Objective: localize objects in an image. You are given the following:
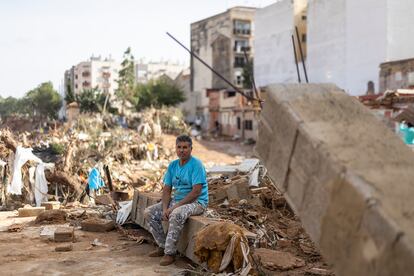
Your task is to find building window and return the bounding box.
[237,117,241,130]
[234,40,250,52]
[244,120,253,130]
[302,15,307,20]
[82,71,91,77]
[233,20,251,35]
[226,91,236,98]
[82,81,90,88]
[302,34,307,43]
[234,56,245,68]
[75,74,78,80]
[75,84,78,89]
[408,72,414,85]
[236,75,243,86]
[395,71,402,81]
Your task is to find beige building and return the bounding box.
[175,68,197,123]
[64,55,121,96]
[190,6,256,130]
[380,58,414,92]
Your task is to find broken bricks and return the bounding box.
[55,243,73,252]
[254,248,305,271]
[81,218,115,232]
[18,206,46,217]
[54,226,75,242]
[41,201,61,210]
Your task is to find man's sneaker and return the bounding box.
[148,247,164,257]
[159,254,175,266]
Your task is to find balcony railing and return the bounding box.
[233,29,251,35]
[234,46,251,53]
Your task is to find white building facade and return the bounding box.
[254,0,414,96]
[64,56,121,96]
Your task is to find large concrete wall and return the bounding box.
[256,84,414,276]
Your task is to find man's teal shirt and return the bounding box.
[163,156,208,207]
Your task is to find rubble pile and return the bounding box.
[0,108,183,207]
[205,164,334,275]
[0,107,334,274]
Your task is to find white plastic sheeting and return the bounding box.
[34,163,54,207]
[116,201,132,225]
[8,146,42,195]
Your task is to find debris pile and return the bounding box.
[0,108,185,208]
[204,161,334,275]
[0,107,333,274]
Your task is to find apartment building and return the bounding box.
[255,0,414,96]
[190,6,256,133]
[64,55,121,96]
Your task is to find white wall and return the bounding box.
[345,0,387,95]
[387,0,414,61]
[307,0,347,91]
[254,0,299,87]
[307,0,414,95]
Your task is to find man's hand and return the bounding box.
[162,206,175,221]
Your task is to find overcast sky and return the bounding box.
[0,0,277,98]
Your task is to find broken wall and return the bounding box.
[256,84,414,276]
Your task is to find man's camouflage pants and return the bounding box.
[144,200,205,255]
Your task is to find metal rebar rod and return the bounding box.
[295,26,309,83]
[291,35,301,83]
[243,49,261,101]
[166,32,260,103]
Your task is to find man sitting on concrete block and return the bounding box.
[144,134,208,266]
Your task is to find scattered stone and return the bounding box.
[277,239,292,248]
[91,238,108,247]
[40,226,56,240]
[95,194,116,206]
[255,248,305,271]
[55,243,73,252]
[81,218,115,232]
[54,226,74,242]
[307,267,332,275]
[8,224,24,232]
[35,210,67,225]
[18,206,46,217]
[41,201,61,210]
[226,177,251,201]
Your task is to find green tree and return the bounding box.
[135,78,185,111]
[24,82,62,119]
[0,96,20,118]
[65,84,76,104]
[242,58,254,89]
[116,47,136,115]
[76,87,106,113]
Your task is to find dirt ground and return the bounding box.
[0,211,192,276]
[162,134,255,165]
[0,137,255,276]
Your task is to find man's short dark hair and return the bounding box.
[176,134,192,147]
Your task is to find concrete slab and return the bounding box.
[131,190,255,264]
[54,226,74,242]
[256,84,414,276]
[18,207,46,217]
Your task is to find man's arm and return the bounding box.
[172,184,202,208]
[162,185,172,220]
